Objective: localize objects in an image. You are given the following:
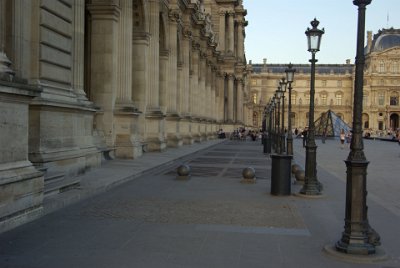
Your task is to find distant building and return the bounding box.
[247,28,400,135]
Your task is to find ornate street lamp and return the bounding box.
[279,78,287,153]
[300,18,324,196]
[335,0,381,255]
[285,63,296,155]
[270,85,292,196]
[275,89,282,154]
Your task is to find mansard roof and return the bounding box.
[250,64,353,75]
[370,28,400,53]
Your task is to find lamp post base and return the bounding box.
[270,154,292,195]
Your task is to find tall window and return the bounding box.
[379,61,385,73]
[363,94,368,106]
[378,92,385,106]
[322,80,327,87]
[393,62,398,73]
[336,93,342,105]
[390,93,399,106]
[337,80,342,87]
[291,93,297,105]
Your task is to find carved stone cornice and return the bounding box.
[192,42,201,51]
[169,9,182,23]
[183,28,192,39]
[227,73,235,80]
[86,2,121,21]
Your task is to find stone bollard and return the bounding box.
[241,167,256,184]
[176,164,191,180]
[294,169,305,184]
[291,164,301,175]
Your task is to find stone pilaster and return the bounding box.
[191,41,201,142]
[114,0,143,159]
[146,0,161,112]
[180,28,193,144]
[216,72,225,123]
[236,20,245,62]
[144,0,165,151]
[227,73,235,122]
[218,10,225,53]
[236,78,244,124]
[72,0,88,102]
[227,11,235,55]
[165,9,182,148]
[87,1,120,149]
[0,0,15,80]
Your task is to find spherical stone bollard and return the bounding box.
[294,169,305,184]
[241,167,256,184]
[176,164,191,180]
[291,164,301,175]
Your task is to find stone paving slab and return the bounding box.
[0,138,400,268]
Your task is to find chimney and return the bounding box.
[366,31,373,53]
[346,59,351,65]
[262,58,267,73]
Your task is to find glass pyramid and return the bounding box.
[314,109,351,138]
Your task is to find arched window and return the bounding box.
[390,92,399,106]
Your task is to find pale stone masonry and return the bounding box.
[0,0,248,232]
[248,28,400,134]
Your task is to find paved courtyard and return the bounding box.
[0,137,399,268]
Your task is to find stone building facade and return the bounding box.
[0,0,248,232]
[364,28,400,132]
[247,60,354,130]
[247,28,400,135]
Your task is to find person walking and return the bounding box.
[340,129,345,149]
[302,127,308,148]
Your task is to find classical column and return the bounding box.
[236,20,245,62]
[167,9,179,115]
[181,29,191,117]
[236,78,244,123]
[218,10,225,53]
[87,1,120,147]
[147,0,161,112]
[116,0,133,108]
[227,11,235,55]
[216,72,224,123]
[191,42,200,118]
[72,0,88,101]
[227,73,235,122]
[199,52,207,117]
[0,0,14,79]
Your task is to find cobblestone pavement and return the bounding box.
[0,139,399,268]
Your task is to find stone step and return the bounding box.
[44,172,80,197]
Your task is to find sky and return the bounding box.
[243,0,400,64]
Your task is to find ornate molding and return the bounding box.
[168,9,182,23]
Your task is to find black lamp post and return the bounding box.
[270,85,293,196]
[300,18,324,196]
[279,78,287,153]
[285,63,296,155]
[335,0,381,255]
[275,89,282,154]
